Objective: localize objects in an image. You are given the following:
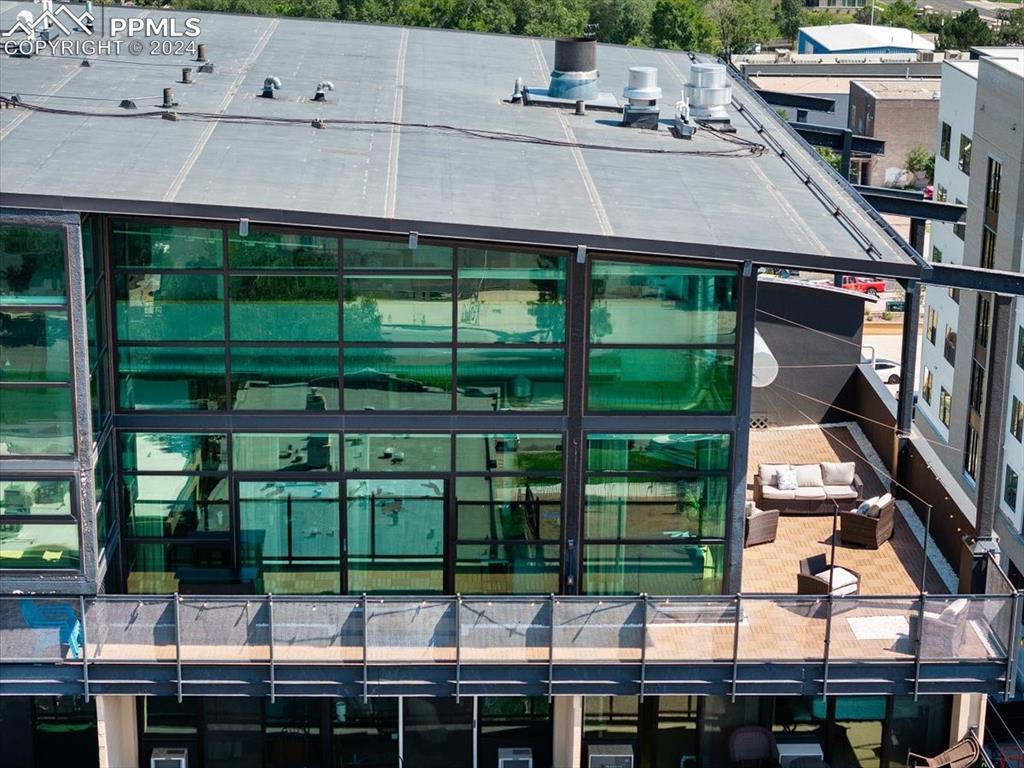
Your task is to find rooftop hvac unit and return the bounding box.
[151,748,188,768]
[588,745,634,768]
[498,747,534,768]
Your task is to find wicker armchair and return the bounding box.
[909,599,970,658]
[728,725,780,767]
[797,554,860,596]
[840,497,896,549]
[745,505,780,548]
[907,732,980,767]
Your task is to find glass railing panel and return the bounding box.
[177,598,269,662]
[551,598,642,663]
[827,597,921,661]
[271,599,362,663]
[736,596,827,662]
[85,597,174,662]
[459,598,551,664]
[917,595,1008,661]
[365,599,455,663]
[646,597,739,662]
[0,597,83,662]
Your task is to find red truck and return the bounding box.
[841,275,886,296]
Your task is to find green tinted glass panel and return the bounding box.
[0,310,70,381]
[233,433,339,472]
[583,542,723,595]
[229,275,338,341]
[119,346,225,410]
[0,224,66,304]
[455,544,560,594]
[231,346,339,411]
[112,221,223,268]
[229,229,337,269]
[123,475,229,538]
[120,432,227,473]
[0,522,79,569]
[344,434,450,473]
[588,348,734,412]
[116,273,224,342]
[457,249,566,343]
[344,347,452,411]
[585,476,727,539]
[344,238,452,270]
[455,434,563,473]
[456,476,561,540]
[126,541,233,593]
[0,480,72,516]
[0,385,74,454]
[346,478,444,594]
[456,348,564,411]
[590,261,737,344]
[344,276,452,342]
[587,433,731,472]
[239,481,341,594]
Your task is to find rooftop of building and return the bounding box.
[748,74,860,94]
[947,48,1024,80]
[798,24,936,53]
[0,2,921,274]
[851,78,942,100]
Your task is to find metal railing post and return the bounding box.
[1005,590,1022,698]
[78,596,90,702]
[913,593,927,701]
[730,594,742,702]
[822,595,834,698]
[268,594,276,703]
[173,593,183,703]
[639,594,648,703]
[455,594,462,703]
[362,593,369,703]
[548,593,555,702]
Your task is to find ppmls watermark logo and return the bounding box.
[3,4,201,57]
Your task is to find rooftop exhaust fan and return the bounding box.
[621,66,661,130]
[313,81,334,102]
[683,63,733,128]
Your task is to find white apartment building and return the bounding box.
[916,48,1024,580]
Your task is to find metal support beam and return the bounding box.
[755,89,836,114]
[854,186,967,224]
[926,264,1024,297]
[895,280,921,490]
[725,265,758,593]
[790,123,885,156]
[840,128,854,180]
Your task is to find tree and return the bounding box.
[650,0,716,51]
[878,0,918,28]
[941,9,995,49]
[707,0,777,57]
[998,7,1024,45]
[589,0,655,45]
[775,0,803,42]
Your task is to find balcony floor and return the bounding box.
[743,424,949,595]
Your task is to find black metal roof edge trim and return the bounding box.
[725,59,933,280]
[0,194,925,279]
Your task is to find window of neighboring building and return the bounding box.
[977,294,992,349]
[1018,326,1024,370]
[985,157,1002,217]
[939,388,952,426]
[949,287,960,304]
[926,307,938,344]
[958,134,972,174]
[1012,396,1023,442]
[936,185,948,203]
[1006,466,1020,512]
[940,122,951,160]
[944,325,957,365]
[931,246,942,263]
[954,199,966,240]
[964,424,980,480]
[969,360,985,414]
[981,227,997,270]
[922,368,933,404]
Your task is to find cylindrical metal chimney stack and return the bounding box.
[548,38,599,101]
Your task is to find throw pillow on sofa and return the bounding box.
[793,464,824,487]
[857,496,879,515]
[776,469,799,491]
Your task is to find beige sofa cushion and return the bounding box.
[759,463,789,485]
[793,464,824,487]
[815,566,859,595]
[762,486,795,501]
[821,461,856,485]
[794,487,827,500]
[824,485,859,500]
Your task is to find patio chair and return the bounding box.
[909,598,970,658]
[744,504,779,548]
[728,724,780,767]
[907,732,980,767]
[796,553,860,597]
[840,494,895,549]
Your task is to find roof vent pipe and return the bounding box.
[261,76,282,98]
[548,38,598,101]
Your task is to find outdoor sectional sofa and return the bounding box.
[753,461,864,515]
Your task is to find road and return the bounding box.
[911,0,1021,21]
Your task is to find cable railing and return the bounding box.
[0,590,1019,701]
[984,700,1024,768]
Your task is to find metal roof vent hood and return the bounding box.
[547,38,598,101]
[684,63,732,125]
[621,66,661,130]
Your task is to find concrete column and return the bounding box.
[949,693,986,745]
[552,695,583,768]
[96,695,139,768]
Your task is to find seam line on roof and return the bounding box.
[162,17,279,202]
[531,40,613,237]
[0,9,154,140]
[383,27,408,219]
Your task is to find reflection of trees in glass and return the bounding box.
[589,305,613,341]
[0,225,65,296]
[344,295,385,341]
[526,254,566,342]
